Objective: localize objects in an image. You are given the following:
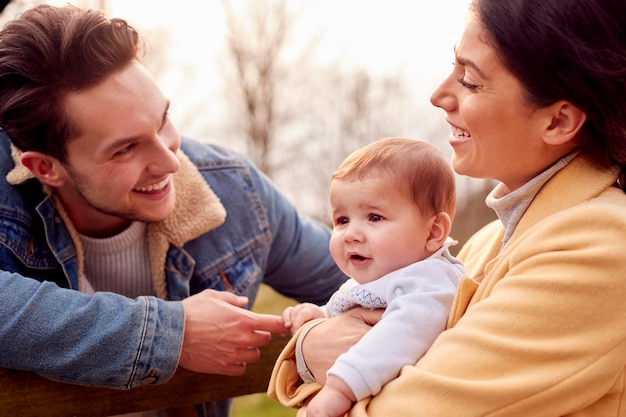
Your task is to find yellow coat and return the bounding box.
[350,155,626,416]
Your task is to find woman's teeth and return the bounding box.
[452,126,471,139]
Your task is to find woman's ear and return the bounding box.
[543,100,587,146]
[20,151,67,187]
[425,212,452,253]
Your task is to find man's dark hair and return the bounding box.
[0,4,141,162]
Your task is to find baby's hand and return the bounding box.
[306,375,355,417]
[282,303,325,334]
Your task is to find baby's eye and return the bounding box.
[334,216,349,225]
[368,214,383,222]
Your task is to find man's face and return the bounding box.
[55,61,181,237]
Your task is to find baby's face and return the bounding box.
[328,176,433,284]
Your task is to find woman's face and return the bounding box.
[430,12,574,191]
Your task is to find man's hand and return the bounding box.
[179,289,287,375]
[302,307,383,384]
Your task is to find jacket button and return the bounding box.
[141,370,159,385]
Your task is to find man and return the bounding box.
[0,4,345,416]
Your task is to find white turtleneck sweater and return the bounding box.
[486,152,577,250]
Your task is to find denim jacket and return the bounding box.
[0,132,344,392]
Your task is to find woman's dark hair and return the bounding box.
[0,5,141,162]
[473,0,626,173]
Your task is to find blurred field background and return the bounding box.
[231,285,298,417]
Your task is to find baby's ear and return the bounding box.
[425,212,452,253]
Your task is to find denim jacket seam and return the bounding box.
[127,296,151,389]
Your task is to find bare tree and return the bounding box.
[219,0,424,221]
[221,0,290,176]
[276,66,417,223]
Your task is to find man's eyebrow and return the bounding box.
[102,100,171,154]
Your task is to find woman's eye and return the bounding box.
[452,59,482,91]
[457,76,481,91]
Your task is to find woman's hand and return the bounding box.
[302,307,383,384]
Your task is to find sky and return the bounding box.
[1,0,471,140]
[108,1,471,69]
[107,0,472,138]
[110,1,471,92]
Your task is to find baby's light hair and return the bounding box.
[332,137,456,219]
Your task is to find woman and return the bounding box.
[285,0,626,415]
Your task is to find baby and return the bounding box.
[277,137,466,417]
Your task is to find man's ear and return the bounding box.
[20,151,67,187]
[425,212,452,253]
[543,100,587,146]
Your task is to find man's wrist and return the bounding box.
[129,297,184,388]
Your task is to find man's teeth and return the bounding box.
[135,177,169,192]
[452,127,471,138]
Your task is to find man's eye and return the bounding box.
[113,143,136,157]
